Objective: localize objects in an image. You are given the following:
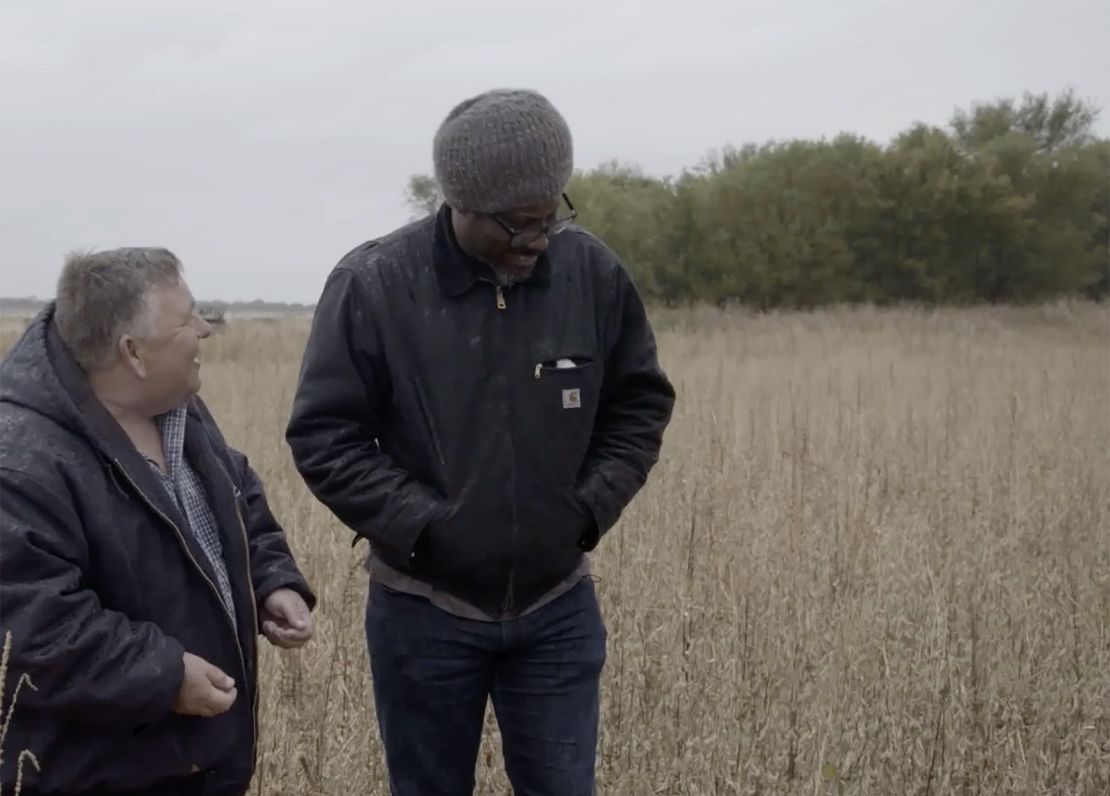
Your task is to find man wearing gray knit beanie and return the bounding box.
[287,88,675,795]
[433,88,577,286]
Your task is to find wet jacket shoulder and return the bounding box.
[0,307,314,794]
[286,208,675,616]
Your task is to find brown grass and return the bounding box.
[2,302,1108,794]
[0,632,40,796]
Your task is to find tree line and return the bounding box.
[406,90,1108,308]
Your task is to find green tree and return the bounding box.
[952,88,1099,154]
[404,174,443,219]
[400,89,1107,308]
[567,161,680,301]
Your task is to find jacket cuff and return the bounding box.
[361,485,450,564]
[143,636,187,724]
[575,471,622,549]
[255,573,318,615]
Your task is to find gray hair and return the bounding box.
[54,247,184,371]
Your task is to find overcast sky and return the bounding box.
[1,0,1107,303]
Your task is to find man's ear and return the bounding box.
[118,334,147,379]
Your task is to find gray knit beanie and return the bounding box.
[433,88,573,214]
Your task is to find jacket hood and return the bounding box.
[0,303,136,462]
[1,304,86,431]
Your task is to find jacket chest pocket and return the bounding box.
[531,354,600,412]
[525,352,603,480]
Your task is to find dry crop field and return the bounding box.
[1,302,1108,794]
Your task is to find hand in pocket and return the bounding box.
[411,501,457,573]
[572,494,600,551]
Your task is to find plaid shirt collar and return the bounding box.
[154,403,188,482]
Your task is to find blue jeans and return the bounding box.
[364,577,607,795]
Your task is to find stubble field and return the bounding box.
[2,302,1108,794]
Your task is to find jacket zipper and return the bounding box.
[496,285,517,613]
[112,462,256,760]
[227,478,261,771]
[484,277,517,611]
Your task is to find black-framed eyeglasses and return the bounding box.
[490,194,577,249]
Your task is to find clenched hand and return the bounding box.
[174,652,237,717]
[261,588,314,649]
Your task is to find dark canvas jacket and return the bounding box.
[0,307,315,795]
[285,207,675,618]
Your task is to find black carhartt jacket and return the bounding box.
[286,207,674,617]
[0,307,315,795]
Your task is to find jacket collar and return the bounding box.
[431,204,551,298]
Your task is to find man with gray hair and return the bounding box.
[287,89,675,793]
[0,247,316,796]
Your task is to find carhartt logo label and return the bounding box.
[562,388,581,409]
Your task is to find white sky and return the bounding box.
[1,0,1107,303]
